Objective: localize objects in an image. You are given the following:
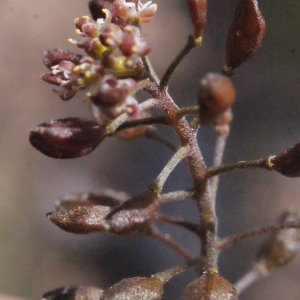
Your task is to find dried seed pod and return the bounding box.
[43,285,103,300]
[225,0,266,73]
[198,73,235,125]
[181,271,237,300]
[102,190,160,235]
[101,276,164,300]
[186,0,206,38]
[29,117,107,159]
[47,205,114,234]
[48,190,159,235]
[270,143,300,177]
[55,192,122,211]
[256,211,300,270]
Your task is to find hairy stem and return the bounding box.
[151,146,189,193]
[209,130,229,206]
[159,190,194,202]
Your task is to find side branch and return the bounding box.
[160,35,202,89]
[218,221,300,250]
[206,157,272,177]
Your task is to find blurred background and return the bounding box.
[0,0,300,299]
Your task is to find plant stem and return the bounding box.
[175,106,199,120]
[160,35,202,89]
[115,115,168,133]
[142,56,160,85]
[234,263,268,296]
[159,190,194,202]
[144,83,217,272]
[154,257,200,283]
[106,98,158,134]
[218,221,300,250]
[158,214,201,235]
[206,157,271,177]
[146,226,194,260]
[151,146,189,193]
[209,130,229,206]
[144,128,178,152]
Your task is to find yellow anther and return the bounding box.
[83,16,90,21]
[74,17,79,23]
[86,92,92,97]
[77,78,84,85]
[85,70,92,78]
[75,29,81,35]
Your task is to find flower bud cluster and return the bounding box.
[41,1,157,125]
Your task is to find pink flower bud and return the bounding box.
[186,0,206,38]
[43,49,82,69]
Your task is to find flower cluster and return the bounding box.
[41,0,157,125]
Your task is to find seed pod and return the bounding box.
[181,272,237,300]
[102,190,160,235]
[225,0,266,73]
[43,286,103,300]
[198,73,235,125]
[186,0,206,38]
[256,211,300,270]
[270,143,300,177]
[55,192,122,211]
[101,276,164,300]
[48,190,159,235]
[47,205,114,234]
[29,117,107,159]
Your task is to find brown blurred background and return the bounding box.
[0,0,300,299]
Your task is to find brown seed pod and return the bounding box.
[102,190,160,235]
[101,276,164,300]
[47,190,159,235]
[181,272,237,300]
[198,73,235,125]
[270,143,300,177]
[43,285,103,300]
[29,117,107,159]
[186,0,206,38]
[55,192,122,211]
[256,211,300,270]
[225,0,266,73]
